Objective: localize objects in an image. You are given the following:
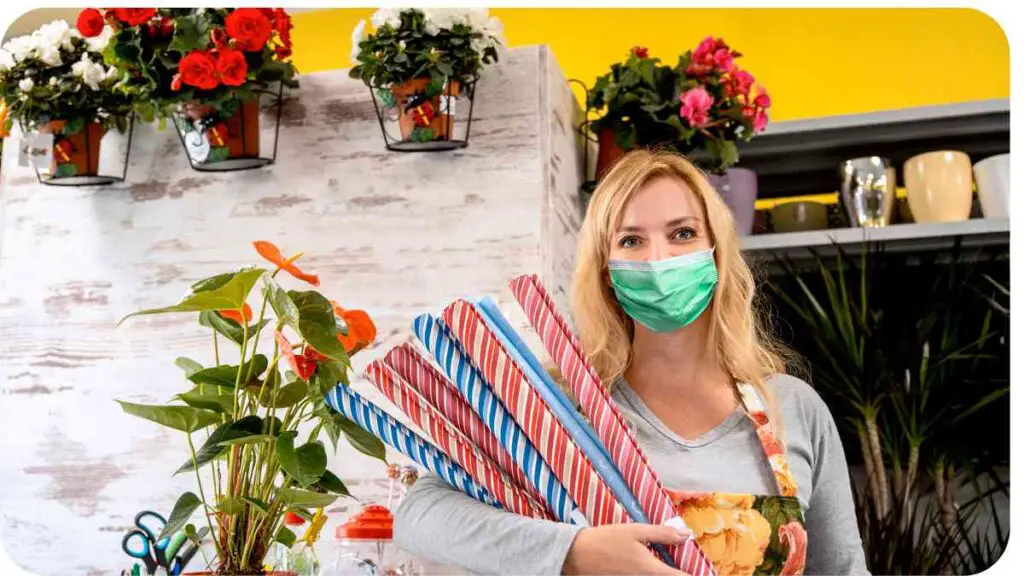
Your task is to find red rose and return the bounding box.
[112,8,157,27]
[630,46,649,59]
[274,44,292,60]
[225,8,272,52]
[76,8,105,38]
[272,8,293,47]
[210,27,229,50]
[216,49,248,86]
[178,50,219,90]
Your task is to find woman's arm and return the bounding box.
[393,474,584,575]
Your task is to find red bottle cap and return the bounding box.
[335,504,394,541]
[284,511,306,526]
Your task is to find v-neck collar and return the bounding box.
[612,377,748,448]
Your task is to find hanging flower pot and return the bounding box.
[595,128,626,180]
[22,117,135,187]
[173,86,283,172]
[350,9,503,152]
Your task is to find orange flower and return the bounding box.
[276,331,317,381]
[253,241,320,286]
[218,302,253,324]
[331,300,377,353]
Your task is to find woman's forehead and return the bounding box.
[619,175,703,226]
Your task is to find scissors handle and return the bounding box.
[121,531,158,575]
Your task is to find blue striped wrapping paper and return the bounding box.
[325,383,502,510]
[412,313,586,526]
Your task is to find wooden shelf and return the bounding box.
[741,218,1009,261]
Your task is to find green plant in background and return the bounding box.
[117,241,386,574]
[765,243,1009,575]
[350,8,502,93]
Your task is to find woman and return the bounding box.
[394,150,868,575]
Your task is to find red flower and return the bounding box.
[253,241,320,286]
[630,46,648,59]
[687,36,741,77]
[331,301,377,354]
[218,303,253,324]
[276,331,317,381]
[679,87,713,128]
[274,45,292,60]
[753,86,771,109]
[178,50,219,90]
[216,48,248,86]
[753,108,769,133]
[724,70,755,98]
[225,8,273,52]
[210,27,228,50]
[76,9,106,38]
[273,8,293,46]
[148,16,174,38]
[112,8,157,27]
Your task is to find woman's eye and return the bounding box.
[672,227,697,241]
[618,236,641,248]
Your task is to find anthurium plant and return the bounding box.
[87,7,298,121]
[0,19,132,134]
[117,241,386,574]
[349,8,502,94]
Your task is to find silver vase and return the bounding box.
[839,156,896,227]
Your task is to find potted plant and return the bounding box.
[0,18,132,184]
[350,8,502,149]
[91,7,299,170]
[586,46,682,178]
[117,241,387,575]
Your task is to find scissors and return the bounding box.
[121,510,171,575]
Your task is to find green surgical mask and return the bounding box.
[608,248,718,332]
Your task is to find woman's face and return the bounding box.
[609,175,712,262]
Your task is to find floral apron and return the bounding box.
[663,383,808,576]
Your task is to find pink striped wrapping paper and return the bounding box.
[509,274,716,576]
[384,343,540,502]
[365,360,552,520]
[442,300,631,527]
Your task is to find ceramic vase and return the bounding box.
[973,153,1010,219]
[903,150,974,223]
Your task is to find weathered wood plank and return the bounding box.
[0,45,582,574]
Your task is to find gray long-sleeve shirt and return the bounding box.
[393,374,868,575]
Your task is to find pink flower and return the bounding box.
[754,86,771,108]
[688,36,740,76]
[725,70,755,97]
[753,108,769,132]
[680,87,714,128]
[713,48,735,72]
[778,520,808,576]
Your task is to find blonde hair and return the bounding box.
[570,149,793,430]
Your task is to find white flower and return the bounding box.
[18,77,34,92]
[464,9,489,31]
[36,20,73,52]
[49,76,58,86]
[370,8,401,29]
[0,49,13,71]
[3,35,37,63]
[351,19,367,63]
[426,8,458,30]
[422,15,440,36]
[86,25,115,53]
[72,53,107,90]
[398,40,406,51]
[36,44,63,67]
[105,65,119,81]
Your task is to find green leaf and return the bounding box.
[287,507,313,522]
[249,379,307,409]
[117,402,221,433]
[216,497,245,515]
[243,497,270,515]
[289,291,350,364]
[217,434,276,447]
[275,526,297,548]
[176,416,264,474]
[199,311,269,347]
[437,61,454,76]
[175,357,204,377]
[118,268,266,325]
[158,492,200,540]
[264,277,300,331]
[168,16,209,53]
[338,414,387,461]
[188,355,269,388]
[279,487,338,508]
[314,469,351,497]
[178,387,234,414]
[278,432,327,487]
[184,524,201,546]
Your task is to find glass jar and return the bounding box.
[332,504,417,576]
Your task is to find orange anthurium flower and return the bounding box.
[276,331,316,381]
[218,302,253,324]
[254,240,320,286]
[331,302,377,354]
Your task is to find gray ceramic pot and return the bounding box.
[707,167,757,236]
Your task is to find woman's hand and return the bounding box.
[562,524,692,575]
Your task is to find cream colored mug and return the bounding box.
[903,151,974,223]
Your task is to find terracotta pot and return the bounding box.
[391,78,460,142]
[45,120,105,178]
[973,153,1009,219]
[903,150,973,223]
[707,167,758,236]
[184,99,261,160]
[595,128,626,179]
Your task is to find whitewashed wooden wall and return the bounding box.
[0,45,585,575]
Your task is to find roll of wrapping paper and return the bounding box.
[412,313,583,525]
[365,359,552,520]
[384,343,539,501]
[442,300,631,527]
[325,383,502,510]
[509,274,716,576]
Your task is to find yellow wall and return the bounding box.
[291,8,1008,122]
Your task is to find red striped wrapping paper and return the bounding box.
[509,274,716,576]
[384,343,540,502]
[442,300,631,527]
[365,360,552,520]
